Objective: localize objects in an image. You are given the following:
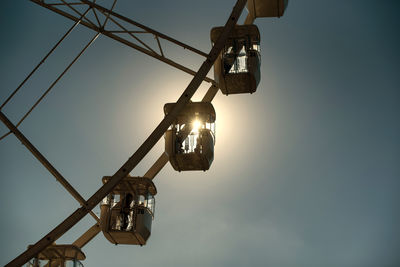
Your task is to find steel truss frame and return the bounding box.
[1,0,218,141]
[2,0,247,266]
[31,0,214,83]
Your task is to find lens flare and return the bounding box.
[192,119,201,133]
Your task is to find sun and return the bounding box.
[192,119,201,133]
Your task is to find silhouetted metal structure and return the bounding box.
[0,0,288,265]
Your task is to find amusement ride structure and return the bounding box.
[0,0,288,266]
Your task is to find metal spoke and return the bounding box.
[6,1,246,265]
[48,2,84,6]
[91,6,101,27]
[79,0,208,57]
[0,111,100,223]
[0,7,90,111]
[155,35,164,57]
[107,30,147,34]
[102,0,117,28]
[0,33,99,141]
[97,9,158,55]
[60,0,98,28]
[30,0,214,84]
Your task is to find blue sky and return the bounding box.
[0,1,399,266]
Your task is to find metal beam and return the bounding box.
[6,1,246,265]
[201,84,220,103]
[0,111,99,223]
[30,0,215,84]
[0,7,89,111]
[244,12,256,25]
[80,0,208,58]
[144,152,169,179]
[0,32,99,142]
[73,224,101,248]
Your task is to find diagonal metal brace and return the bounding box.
[30,0,215,84]
[0,111,100,223]
[6,0,246,265]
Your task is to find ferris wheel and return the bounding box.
[0,0,288,266]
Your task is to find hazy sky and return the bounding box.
[0,1,399,266]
